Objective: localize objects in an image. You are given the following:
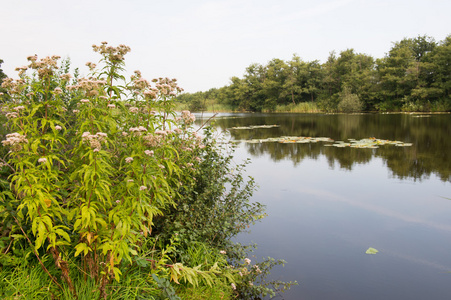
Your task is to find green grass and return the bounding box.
[175,281,233,300]
[0,263,54,299]
[0,259,233,300]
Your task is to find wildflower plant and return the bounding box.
[0,42,195,296]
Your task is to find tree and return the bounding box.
[318,51,340,111]
[262,58,288,110]
[242,63,266,111]
[280,55,303,105]
[226,76,248,110]
[0,59,7,95]
[174,34,450,113]
[305,60,323,103]
[418,35,451,110]
[0,59,6,80]
[375,35,438,110]
[318,49,375,111]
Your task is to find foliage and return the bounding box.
[337,86,363,112]
[152,274,181,300]
[154,128,265,253]
[0,59,7,82]
[231,256,297,299]
[269,101,320,113]
[177,34,451,113]
[175,282,232,300]
[0,43,295,299]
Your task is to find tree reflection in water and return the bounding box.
[197,113,451,182]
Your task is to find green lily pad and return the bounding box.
[365,247,379,255]
[234,136,335,144]
[233,135,413,149]
[329,138,413,148]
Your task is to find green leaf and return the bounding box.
[113,267,122,282]
[73,218,82,230]
[31,217,40,236]
[55,229,71,242]
[74,243,90,257]
[365,247,379,254]
[35,234,45,250]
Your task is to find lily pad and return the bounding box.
[233,136,334,144]
[329,138,413,148]
[365,247,379,255]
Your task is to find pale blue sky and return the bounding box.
[1,0,450,93]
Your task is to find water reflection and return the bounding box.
[197,113,451,182]
[194,112,451,300]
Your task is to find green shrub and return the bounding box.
[338,87,363,112]
[0,42,295,299]
[0,42,193,297]
[431,98,451,112]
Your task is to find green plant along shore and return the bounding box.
[177,35,451,113]
[0,43,296,299]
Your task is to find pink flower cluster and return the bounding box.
[92,42,131,62]
[66,77,107,96]
[27,55,61,80]
[1,133,28,152]
[143,134,162,147]
[181,110,196,125]
[153,77,184,96]
[81,132,107,151]
[1,78,26,95]
[129,126,148,136]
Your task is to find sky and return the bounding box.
[1,0,450,93]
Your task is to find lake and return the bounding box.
[195,112,451,300]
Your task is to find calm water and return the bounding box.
[196,112,451,300]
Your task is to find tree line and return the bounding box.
[177,35,451,112]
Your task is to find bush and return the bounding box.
[0,43,295,299]
[338,87,363,112]
[1,42,192,297]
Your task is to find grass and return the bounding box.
[0,257,233,300]
[175,281,233,300]
[0,263,54,299]
[0,257,160,299]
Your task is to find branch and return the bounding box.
[0,157,15,172]
[196,113,218,133]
